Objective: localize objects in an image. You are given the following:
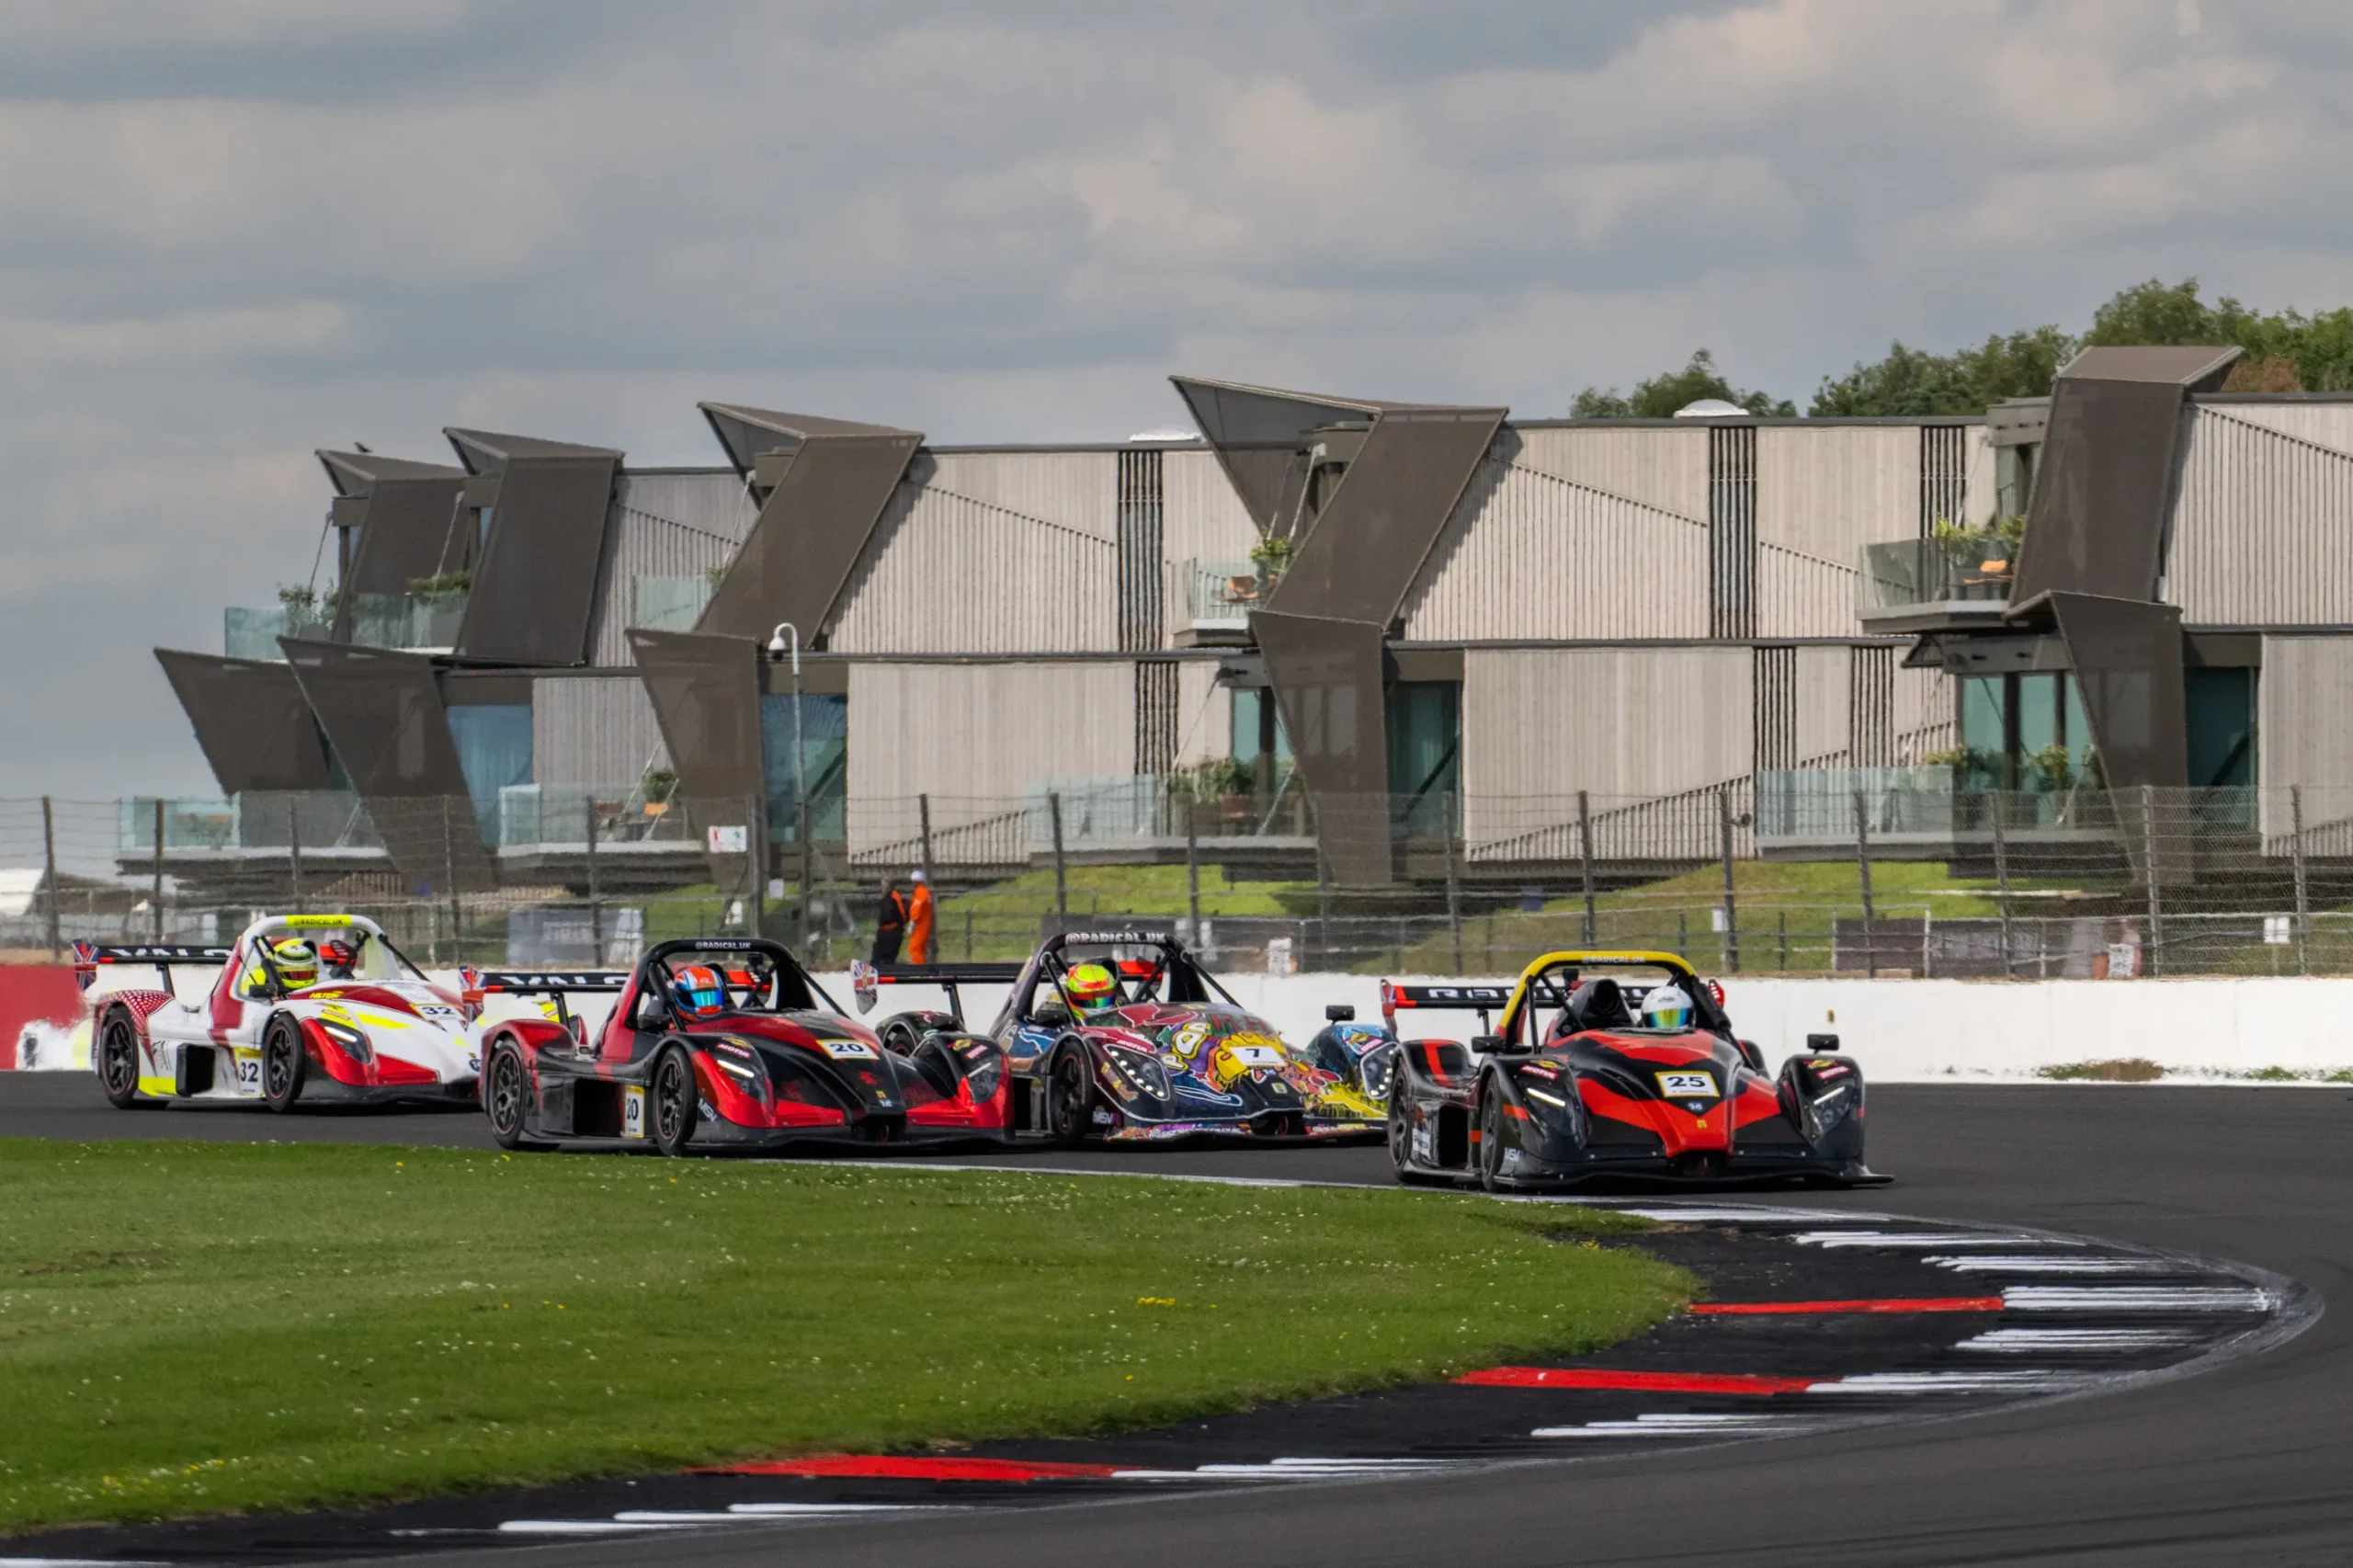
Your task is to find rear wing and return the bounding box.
[73,941,233,993]
[1379,981,1513,1031]
[851,960,1024,1019]
[472,970,631,994]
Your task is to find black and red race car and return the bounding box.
[474,937,1011,1153]
[1382,949,1883,1189]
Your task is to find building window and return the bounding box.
[1708,425,1756,639]
[762,693,847,843]
[1995,445,2037,523]
[1134,661,1178,776]
[1956,673,2097,792]
[1920,426,1968,530]
[1385,681,1461,838]
[1117,450,1164,653]
[446,702,533,842]
[2185,667,2256,790]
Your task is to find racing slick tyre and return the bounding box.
[262,1014,307,1113]
[650,1044,699,1156]
[1046,1045,1097,1148]
[483,1042,539,1151]
[880,1017,924,1057]
[97,1008,149,1109]
[1476,1081,1509,1193]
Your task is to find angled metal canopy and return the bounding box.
[316,450,470,641]
[1172,378,1508,884]
[442,427,623,666]
[692,403,924,644]
[280,639,497,892]
[629,626,767,888]
[154,650,338,794]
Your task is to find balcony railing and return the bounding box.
[223,606,333,659]
[631,575,713,633]
[222,592,467,658]
[1184,560,1267,632]
[1857,538,2013,623]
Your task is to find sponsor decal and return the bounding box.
[1412,1123,1434,1163]
[1655,1070,1717,1098]
[1165,1018,1212,1059]
[280,914,354,927]
[622,1085,646,1139]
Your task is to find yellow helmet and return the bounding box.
[267,937,318,988]
[1065,962,1118,1012]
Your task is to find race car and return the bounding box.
[474,937,1011,1153]
[80,914,482,1111]
[1381,949,1883,1189]
[854,929,1393,1144]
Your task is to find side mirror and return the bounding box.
[1325,1004,1356,1023]
[1804,1032,1841,1053]
[634,992,666,1030]
[1471,1033,1506,1054]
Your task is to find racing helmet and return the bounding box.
[267,937,318,989]
[670,963,728,1021]
[1640,984,1693,1031]
[318,937,358,978]
[1064,962,1119,1014]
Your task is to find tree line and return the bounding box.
[1570,278,2353,420]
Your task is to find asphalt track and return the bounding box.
[6,1074,2353,1565]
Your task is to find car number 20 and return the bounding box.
[623,1085,647,1139]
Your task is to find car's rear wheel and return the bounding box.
[483,1041,536,1150]
[651,1045,698,1155]
[262,1016,306,1113]
[1047,1047,1096,1148]
[98,1010,147,1109]
[1477,1084,1508,1192]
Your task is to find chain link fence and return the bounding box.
[6,778,2353,979]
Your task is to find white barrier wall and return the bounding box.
[819,971,2353,1084]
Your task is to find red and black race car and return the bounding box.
[474,937,1011,1153]
[1382,949,1884,1189]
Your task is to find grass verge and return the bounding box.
[2037,1058,2166,1082]
[0,1141,1681,1534]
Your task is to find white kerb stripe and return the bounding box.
[2002,1286,2275,1312]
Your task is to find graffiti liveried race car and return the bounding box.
[1382,949,1885,1189]
[475,937,1012,1153]
[855,929,1393,1144]
[81,914,482,1111]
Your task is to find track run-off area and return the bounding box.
[3,1075,2350,1567]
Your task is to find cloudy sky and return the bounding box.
[6,0,2351,797]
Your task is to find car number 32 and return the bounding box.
[235,1056,263,1088]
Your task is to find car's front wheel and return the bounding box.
[262,1016,307,1113]
[483,1041,536,1150]
[651,1045,698,1156]
[1476,1082,1509,1193]
[98,1009,147,1109]
[1046,1047,1096,1148]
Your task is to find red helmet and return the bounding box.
[670,963,728,1021]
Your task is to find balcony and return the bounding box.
[630,575,712,633]
[1180,559,1267,646]
[222,591,467,659]
[1856,537,2014,633]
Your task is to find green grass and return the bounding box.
[928,865,1321,960]
[0,1141,1680,1534]
[2038,1058,2166,1082]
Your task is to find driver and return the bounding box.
[247,936,318,994]
[1063,961,1121,1018]
[669,962,731,1022]
[1639,983,1694,1032]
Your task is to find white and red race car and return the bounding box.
[79,914,483,1111]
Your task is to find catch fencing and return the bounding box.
[6,777,2353,981]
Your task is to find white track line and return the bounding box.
[1926,1255,2179,1275]
[1809,1370,2093,1393]
[1791,1231,2084,1249]
[2002,1286,2275,1312]
[1593,1206,1892,1223]
[1959,1327,2195,1354]
[1534,1414,1817,1437]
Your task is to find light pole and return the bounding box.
[767,622,808,949]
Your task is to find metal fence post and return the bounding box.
[1853,790,1876,980]
[918,792,936,895]
[2291,784,2310,977]
[584,797,603,964]
[151,798,165,942]
[2142,783,2163,978]
[1185,801,1201,949]
[1444,792,1463,973]
[1049,791,1067,922]
[1577,790,1597,946]
[1316,824,1333,971]
[749,791,767,939]
[1716,787,1739,974]
[441,800,462,966]
[287,798,304,915]
[40,796,60,961]
[1992,791,2013,978]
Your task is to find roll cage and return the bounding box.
[996,929,1238,1031]
[1497,950,1728,1048]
